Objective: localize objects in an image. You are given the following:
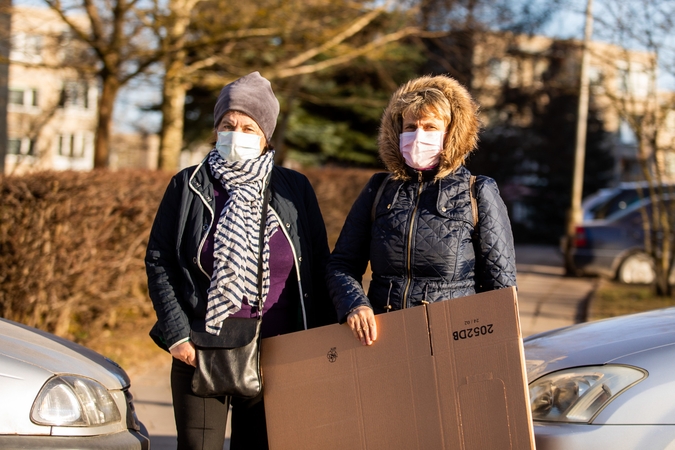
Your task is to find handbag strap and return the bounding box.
[469,175,478,227]
[255,176,271,319]
[371,173,392,223]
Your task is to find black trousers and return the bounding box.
[170,358,269,450]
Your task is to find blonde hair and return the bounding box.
[394,88,452,129]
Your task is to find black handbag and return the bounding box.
[190,317,263,398]
[190,185,270,398]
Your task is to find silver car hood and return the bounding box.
[524,307,675,381]
[0,318,129,390]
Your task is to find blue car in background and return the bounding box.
[571,182,675,284]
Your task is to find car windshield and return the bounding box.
[586,185,673,220]
[589,189,642,220]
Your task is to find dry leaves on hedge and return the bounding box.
[0,166,375,370]
[0,169,171,342]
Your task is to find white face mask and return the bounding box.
[399,129,444,170]
[215,131,262,161]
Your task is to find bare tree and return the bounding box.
[154,0,564,170]
[593,0,675,295]
[153,0,430,169]
[41,0,163,168]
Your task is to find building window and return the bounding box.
[59,81,90,109]
[619,120,638,145]
[588,66,602,85]
[7,139,21,154]
[8,88,38,107]
[57,30,76,62]
[486,58,511,85]
[667,110,675,133]
[616,62,652,97]
[10,33,43,63]
[57,133,91,158]
[58,135,68,156]
[7,138,36,156]
[9,89,24,105]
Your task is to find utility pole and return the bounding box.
[564,0,594,275]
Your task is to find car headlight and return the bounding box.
[31,375,122,426]
[529,365,646,423]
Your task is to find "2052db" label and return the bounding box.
[453,324,494,340]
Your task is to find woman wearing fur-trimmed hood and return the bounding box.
[326,74,517,346]
[380,73,480,180]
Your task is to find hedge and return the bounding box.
[0,166,375,364]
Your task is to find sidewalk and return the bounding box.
[515,244,598,337]
[130,244,598,450]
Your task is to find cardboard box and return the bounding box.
[261,286,534,450]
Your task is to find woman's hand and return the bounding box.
[170,341,197,367]
[347,306,377,346]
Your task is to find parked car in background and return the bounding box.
[0,318,149,449]
[571,182,675,284]
[580,182,654,222]
[525,307,675,449]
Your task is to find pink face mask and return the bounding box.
[399,129,444,170]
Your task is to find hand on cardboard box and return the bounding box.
[347,306,377,346]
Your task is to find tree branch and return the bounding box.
[277,6,384,70]
[266,27,432,79]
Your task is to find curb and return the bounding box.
[576,277,601,324]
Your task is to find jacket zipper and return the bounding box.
[401,171,424,308]
[270,208,308,330]
[188,161,215,280]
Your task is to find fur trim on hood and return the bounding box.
[378,74,480,181]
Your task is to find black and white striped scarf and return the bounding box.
[205,149,279,335]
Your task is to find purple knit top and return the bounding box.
[201,183,300,338]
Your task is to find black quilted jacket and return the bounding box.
[326,165,517,322]
[145,160,335,350]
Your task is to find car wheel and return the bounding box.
[617,253,655,284]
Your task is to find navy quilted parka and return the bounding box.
[327,166,516,322]
[326,74,516,323]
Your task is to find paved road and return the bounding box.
[130,244,598,450]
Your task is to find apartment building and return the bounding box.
[467,31,674,182]
[4,6,97,174]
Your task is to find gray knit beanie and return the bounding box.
[213,72,280,142]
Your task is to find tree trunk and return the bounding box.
[654,205,673,297]
[158,64,187,171]
[273,76,304,166]
[654,269,671,296]
[156,0,196,171]
[94,75,120,169]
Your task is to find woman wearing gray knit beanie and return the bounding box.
[146,72,337,450]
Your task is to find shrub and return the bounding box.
[0,166,375,368]
[0,170,171,341]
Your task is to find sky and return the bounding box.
[545,1,586,40]
[113,76,163,134]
